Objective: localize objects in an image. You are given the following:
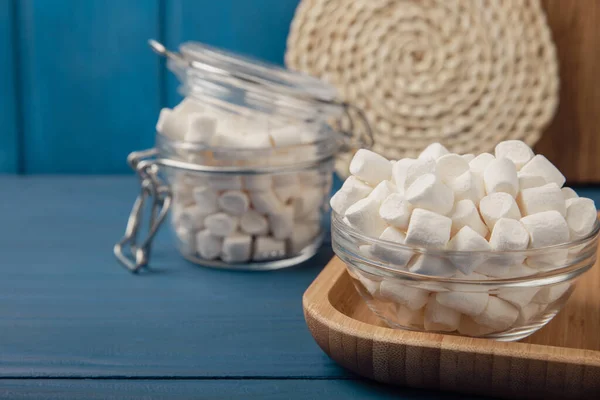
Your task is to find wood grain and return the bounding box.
[0,379,480,400]
[0,0,19,173]
[16,0,162,173]
[304,250,600,399]
[536,0,600,183]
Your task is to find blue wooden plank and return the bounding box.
[0,176,342,378]
[0,0,19,173]
[0,379,483,399]
[164,0,300,106]
[17,0,161,173]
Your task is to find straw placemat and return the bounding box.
[286,0,559,164]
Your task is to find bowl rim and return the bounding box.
[332,211,600,285]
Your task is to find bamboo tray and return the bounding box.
[303,254,600,399]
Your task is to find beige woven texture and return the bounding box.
[286,0,559,161]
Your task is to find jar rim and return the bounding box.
[332,211,599,285]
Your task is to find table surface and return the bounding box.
[1,176,598,399]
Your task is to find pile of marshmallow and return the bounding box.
[156,98,320,149]
[331,141,597,334]
[158,98,327,264]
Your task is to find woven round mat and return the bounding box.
[286,0,559,161]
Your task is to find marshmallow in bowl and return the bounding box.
[349,149,393,185]
[331,141,597,337]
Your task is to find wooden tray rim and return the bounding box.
[303,257,600,368]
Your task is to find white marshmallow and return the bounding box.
[175,205,210,231]
[469,153,495,176]
[268,125,302,147]
[243,175,272,191]
[240,210,269,235]
[532,282,571,304]
[218,190,250,216]
[403,157,436,190]
[379,193,413,230]
[349,149,392,185]
[156,108,172,134]
[483,157,519,198]
[561,187,579,201]
[405,209,452,249]
[371,227,412,267]
[391,158,416,194]
[520,210,570,248]
[253,236,286,261]
[345,197,388,238]
[479,192,521,230]
[435,154,470,184]
[204,213,239,237]
[268,205,294,239]
[192,186,220,214]
[458,316,497,336]
[353,271,381,296]
[273,185,297,204]
[497,287,540,310]
[273,173,299,187]
[249,190,283,215]
[366,180,396,203]
[160,109,189,140]
[445,272,490,293]
[517,303,544,324]
[405,174,454,216]
[174,97,204,115]
[446,226,491,274]
[341,175,373,200]
[473,296,519,331]
[212,130,271,149]
[207,175,243,190]
[294,187,323,218]
[396,306,425,327]
[424,298,461,332]
[289,222,320,253]
[494,140,534,170]
[476,262,536,278]
[221,233,252,263]
[565,197,597,240]
[517,183,566,217]
[461,154,475,163]
[184,115,217,144]
[358,244,375,258]
[379,280,429,310]
[448,171,480,204]
[520,154,566,187]
[196,229,223,260]
[518,173,546,191]
[435,291,489,316]
[409,254,455,277]
[418,142,450,160]
[450,199,489,238]
[488,218,530,251]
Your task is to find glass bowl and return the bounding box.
[331,212,600,341]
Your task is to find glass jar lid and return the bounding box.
[150,40,343,120]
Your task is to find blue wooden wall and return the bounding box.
[0,0,300,174]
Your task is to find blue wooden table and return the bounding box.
[1,176,597,399]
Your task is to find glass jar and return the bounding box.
[331,211,599,341]
[114,40,371,273]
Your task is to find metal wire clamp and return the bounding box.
[114,149,172,273]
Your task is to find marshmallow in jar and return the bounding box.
[163,96,335,269]
[116,40,347,272]
[332,141,598,338]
